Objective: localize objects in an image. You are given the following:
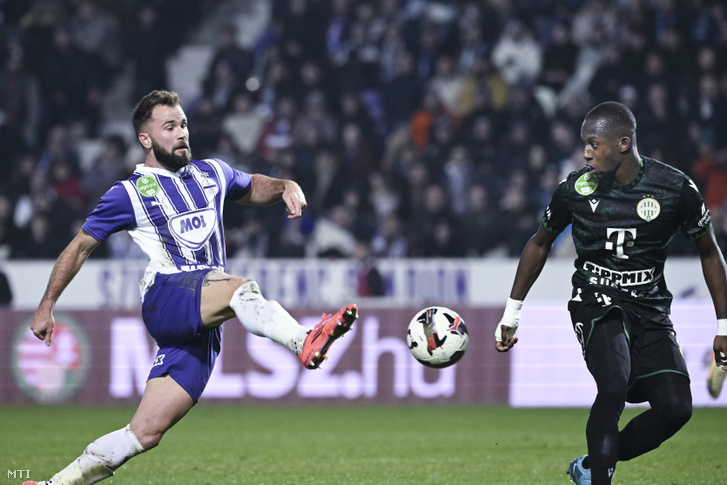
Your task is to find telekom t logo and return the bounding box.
[605,228,636,259]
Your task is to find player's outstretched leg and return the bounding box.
[567,455,592,485]
[299,304,358,369]
[707,359,726,398]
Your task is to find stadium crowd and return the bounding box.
[0,0,726,262]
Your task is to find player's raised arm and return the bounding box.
[30,229,101,346]
[495,222,558,352]
[237,173,307,219]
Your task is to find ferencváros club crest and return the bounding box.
[11,315,91,403]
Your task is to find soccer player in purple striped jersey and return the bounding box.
[23,90,358,485]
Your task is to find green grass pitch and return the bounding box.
[2,404,724,484]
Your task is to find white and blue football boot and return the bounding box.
[567,455,592,485]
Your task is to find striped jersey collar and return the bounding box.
[134,162,191,178]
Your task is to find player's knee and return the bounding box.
[660,397,692,430]
[590,391,626,423]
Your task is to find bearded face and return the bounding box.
[151,138,192,172]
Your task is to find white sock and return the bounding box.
[49,425,144,484]
[229,280,308,353]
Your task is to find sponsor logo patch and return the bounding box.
[575,172,598,196]
[168,208,217,250]
[136,176,161,197]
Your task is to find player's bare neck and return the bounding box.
[615,154,641,185]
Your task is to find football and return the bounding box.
[406,306,470,368]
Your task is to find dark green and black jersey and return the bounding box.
[542,156,711,307]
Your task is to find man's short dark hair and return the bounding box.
[132,90,181,136]
[585,101,637,138]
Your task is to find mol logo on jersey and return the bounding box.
[169,208,217,250]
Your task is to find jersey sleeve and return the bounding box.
[680,176,711,240]
[542,178,572,235]
[208,158,252,200]
[81,182,136,242]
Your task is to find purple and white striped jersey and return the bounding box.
[82,158,252,298]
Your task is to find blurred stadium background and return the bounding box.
[0,0,725,424]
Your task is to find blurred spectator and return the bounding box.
[257,51,296,115]
[268,216,309,258]
[381,49,423,134]
[278,0,327,64]
[323,0,353,66]
[338,121,380,189]
[588,43,628,104]
[307,203,357,258]
[337,91,377,141]
[378,21,407,83]
[308,148,346,213]
[203,58,241,112]
[368,171,399,221]
[499,169,539,256]
[547,117,579,167]
[537,19,579,108]
[442,144,473,215]
[694,74,727,145]
[49,158,84,207]
[412,23,442,81]
[637,82,682,169]
[122,4,173,105]
[455,183,506,257]
[491,20,542,86]
[0,192,17,259]
[331,19,379,95]
[82,134,129,210]
[407,183,453,257]
[0,35,40,151]
[293,89,338,147]
[297,59,331,102]
[370,213,407,258]
[427,54,470,116]
[19,0,67,76]
[456,5,490,76]
[37,124,80,174]
[257,95,297,156]
[222,89,266,158]
[353,240,385,297]
[410,89,458,151]
[69,0,122,77]
[693,141,727,215]
[37,23,105,136]
[226,215,269,259]
[187,96,223,159]
[203,23,255,89]
[427,218,460,257]
[0,263,12,305]
[210,133,245,171]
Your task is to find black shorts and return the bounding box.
[567,287,689,402]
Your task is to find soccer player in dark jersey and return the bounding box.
[494,101,727,485]
[22,90,359,485]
